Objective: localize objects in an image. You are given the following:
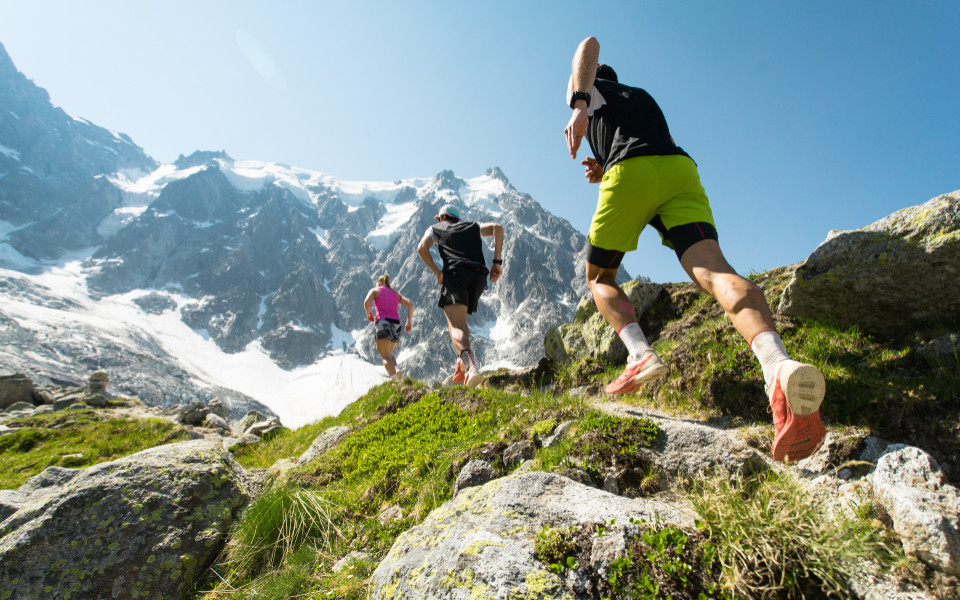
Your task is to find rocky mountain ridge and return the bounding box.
[0,41,598,421]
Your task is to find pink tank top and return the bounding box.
[373,286,401,321]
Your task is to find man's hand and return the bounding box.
[489,263,502,282]
[582,157,603,183]
[434,270,443,286]
[564,107,588,159]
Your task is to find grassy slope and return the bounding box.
[1,268,957,599]
[0,403,192,489]
[197,270,958,599]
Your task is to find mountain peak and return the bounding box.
[174,150,233,170]
[434,169,465,192]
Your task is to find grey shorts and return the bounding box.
[375,318,402,343]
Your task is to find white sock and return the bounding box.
[751,330,790,388]
[619,322,652,362]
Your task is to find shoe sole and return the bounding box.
[605,362,669,395]
[780,362,825,416]
[773,413,827,462]
[466,374,483,389]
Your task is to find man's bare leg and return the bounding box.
[680,239,826,461]
[678,239,774,343]
[586,262,667,394]
[443,303,483,388]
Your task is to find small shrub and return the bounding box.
[534,526,578,574]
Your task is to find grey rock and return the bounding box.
[203,412,231,432]
[207,397,230,419]
[860,435,893,464]
[370,471,692,600]
[545,279,662,364]
[236,410,270,434]
[177,401,209,426]
[453,459,498,495]
[333,551,372,573]
[296,425,351,466]
[0,440,249,599]
[51,397,79,411]
[0,373,35,410]
[379,504,403,525]
[244,417,284,438]
[602,473,620,495]
[0,466,79,522]
[559,467,593,487]
[541,420,573,448]
[872,445,960,576]
[87,369,109,393]
[632,413,768,480]
[2,401,34,414]
[503,440,535,470]
[83,392,108,408]
[780,191,960,338]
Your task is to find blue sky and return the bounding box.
[1,1,957,283]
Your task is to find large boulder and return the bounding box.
[0,373,35,410]
[0,440,250,599]
[779,191,960,338]
[371,470,691,599]
[872,445,960,576]
[545,279,662,364]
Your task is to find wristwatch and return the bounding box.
[569,91,591,110]
[492,259,503,265]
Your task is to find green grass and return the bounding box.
[201,382,669,597]
[0,408,191,489]
[688,470,904,599]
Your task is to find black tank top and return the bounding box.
[431,220,488,273]
[588,79,691,172]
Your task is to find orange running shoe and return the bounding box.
[768,360,827,462]
[604,352,669,395]
[452,358,466,385]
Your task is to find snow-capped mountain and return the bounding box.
[0,41,600,427]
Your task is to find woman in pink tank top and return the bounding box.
[362,274,414,380]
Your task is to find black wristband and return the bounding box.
[569,91,591,109]
[492,259,503,265]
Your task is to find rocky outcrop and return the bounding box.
[0,440,249,599]
[872,445,960,576]
[779,191,960,338]
[0,373,35,410]
[608,407,769,480]
[544,279,662,364]
[371,471,692,600]
[296,425,351,466]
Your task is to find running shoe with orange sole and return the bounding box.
[605,352,669,395]
[452,358,466,385]
[768,360,827,462]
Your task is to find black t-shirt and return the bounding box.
[431,220,487,272]
[587,78,691,172]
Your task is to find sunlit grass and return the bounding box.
[0,408,190,489]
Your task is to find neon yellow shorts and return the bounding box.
[587,155,715,252]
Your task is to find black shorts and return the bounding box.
[586,220,719,269]
[375,318,402,343]
[438,268,487,314]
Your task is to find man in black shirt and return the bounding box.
[417,204,504,388]
[563,36,825,462]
